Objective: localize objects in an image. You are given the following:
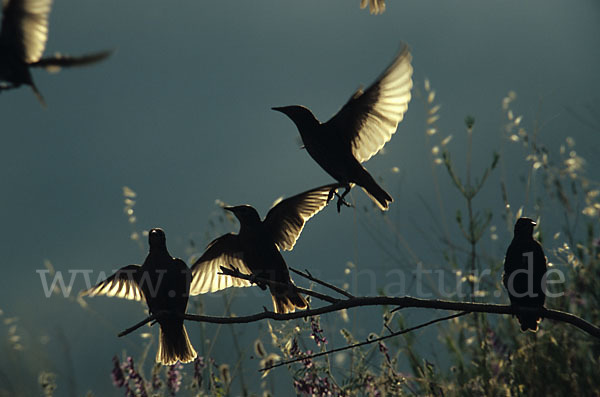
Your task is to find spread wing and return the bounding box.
[0,0,52,63]
[264,183,340,251]
[81,264,144,301]
[325,44,413,163]
[189,233,253,295]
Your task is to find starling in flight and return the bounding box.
[83,228,197,365]
[190,184,341,313]
[502,218,547,332]
[272,44,413,211]
[0,0,111,106]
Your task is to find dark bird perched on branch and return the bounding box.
[503,217,548,332]
[0,0,111,106]
[272,44,413,212]
[190,184,341,313]
[82,228,197,365]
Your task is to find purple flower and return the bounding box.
[151,365,162,391]
[310,317,327,347]
[125,385,135,397]
[167,363,182,396]
[364,375,381,397]
[301,350,314,369]
[565,290,586,306]
[485,328,508,357]
[193,356,205,388]
[111,356,126,388]
[123,357,148,397]
[289,337,300,357]
[294,371,340,397]
[378,341,391,364]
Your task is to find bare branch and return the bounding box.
[289,266,355,298]
[118,295,600,339]
[218,266,339,304]
[118,313,157,337]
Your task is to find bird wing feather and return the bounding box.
[0,0,52,63]
[264,183,340,251]
[81,264,145,301]
[189,233,253,295]
[324,44,413,163]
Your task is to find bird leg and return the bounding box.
[248,270,267,290]
[327,187,336,202]
[335,185,353,213]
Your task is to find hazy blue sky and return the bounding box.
[1,0,599,395]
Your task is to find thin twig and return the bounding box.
[119,314,157,337]
[218,266,339,304]
[118,296,600,339]
[289,267,355,298]
[260,312,468,372]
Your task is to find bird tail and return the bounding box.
[517,315,541,332]
[271,285,308,314]
[357,169,393,210]
[30,50,112,72]
[157,321,197,366]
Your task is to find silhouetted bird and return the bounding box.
[83,228,197,365]
[272,44,413,212]
[502,218,547,332]
[0,0,111,106]
[190,184,341,313]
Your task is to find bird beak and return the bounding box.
[223,206,235,213]
[272,107,285,113]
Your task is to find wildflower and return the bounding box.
[302,350,314,369]
[294,371,340,396]
[167,363,182,396]
[39,372,57,397]
[364,374,382,397]
[123,357,148,397]
[378,341,391,363]
[219,364,231,387]
[151,364,162,391]
[485,329,508,357]
[310,317,327,347]
[288,337,300,357]
[260,353,281,378]
[565,290,585,306]
[111,356,126,388]
[123,186,137,198]
[193,356,205,388]
[254,339,267,358]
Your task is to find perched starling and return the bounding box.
[502,218,547,332]
[0,0,111,106]
[272,44,413,211]
[190,183,341,313]
[83,228,197,365]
